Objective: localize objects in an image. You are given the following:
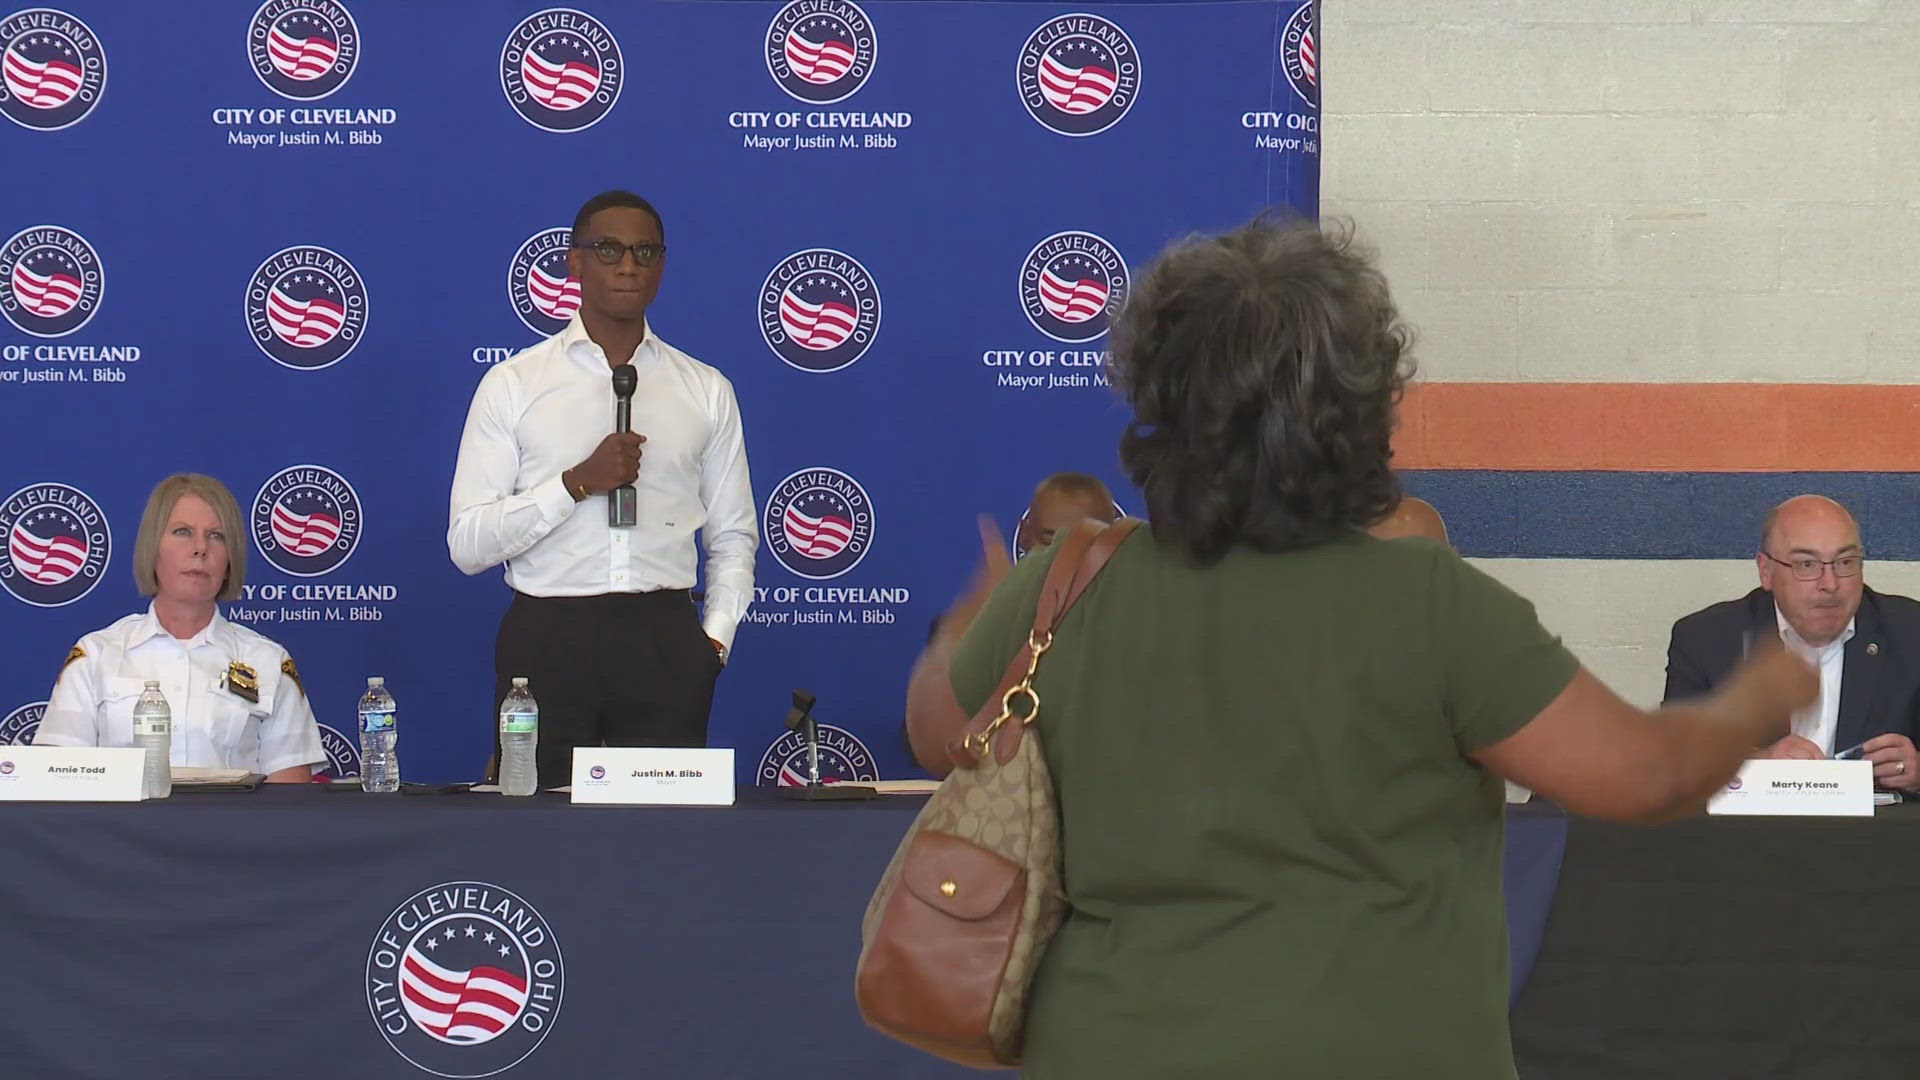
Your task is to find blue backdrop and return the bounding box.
[0,0,1318,784]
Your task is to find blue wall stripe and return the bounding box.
[1402,471,1920,560]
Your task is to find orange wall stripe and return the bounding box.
[1394,383,1920,472]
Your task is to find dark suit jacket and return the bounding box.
[1663,586,1920,751]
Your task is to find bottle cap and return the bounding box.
[512,677,528,688]
[367,676,384,687]
[144,679,160,690]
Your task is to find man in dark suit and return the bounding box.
[1664,494,1920,790]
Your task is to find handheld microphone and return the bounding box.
[609,364,637,528]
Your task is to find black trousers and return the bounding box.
[493,589,722,788]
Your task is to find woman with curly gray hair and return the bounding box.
[906,217,1813,1078]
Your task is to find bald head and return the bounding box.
[1015,473,1117,558]
[1369,497,1449,545]
[1761,494,1857,552]
[1758,494,1863,648]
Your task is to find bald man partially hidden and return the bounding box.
[1368,497,1449,545]
[1664,495,1920,790]
[1015,473,1119,560]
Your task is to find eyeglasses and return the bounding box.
[1763,551,1865,581]
[575,239,666,267]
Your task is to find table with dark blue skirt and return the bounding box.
[0,788,1568,1079]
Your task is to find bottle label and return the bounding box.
[361,710,395,734]
[501,710,537,734]
[133,713,170,738]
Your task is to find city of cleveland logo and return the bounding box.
[367,881,564,1078]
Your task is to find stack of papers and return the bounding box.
[867,779,941,795]
[170,768,264,789]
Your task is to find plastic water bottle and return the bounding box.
[132,680,171,800]
[358,677,399,793]
[498,678,539,797]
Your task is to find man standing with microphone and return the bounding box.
[449,190,757,787]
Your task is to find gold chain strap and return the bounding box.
[962,628,1054,757]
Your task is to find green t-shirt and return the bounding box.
[949,528,1578,1079]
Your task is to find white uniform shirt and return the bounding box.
[1777,607,1855,755]
[447,317,757,651]
[37,605,325,774]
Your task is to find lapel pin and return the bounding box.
[1867,642,1880,656]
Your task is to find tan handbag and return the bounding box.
[856,517,1140,1069]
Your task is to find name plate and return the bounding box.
[0,746,146,802]
[570,748,735,806]
[1707,759,1873,817]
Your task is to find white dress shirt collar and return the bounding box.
[127,603,230,654]
[561,315,656,372]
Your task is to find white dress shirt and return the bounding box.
[1777,607,1855,755]
[37,605,325,774]
[448,316,757,650]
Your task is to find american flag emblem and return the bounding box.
[248,2,359,101]
[1037,267,1109,325]
[1018,14,1139,137]
[778,286,857,352]
[520,50,599,111]
[9,517,87,584]
[0,16,105,131]
[501,11,623,133]
[1021,231,1130,344]
[785,31,854,84]
[251,465,362,577]
[266,286,346,348]
[10,261,81,318]
[1036,53,1116,115]
[265,24,339,82]
[2,45,82,109]
[0,702,46,747]
[0,483,110,608]
[765,468,874,580]
[269,498,342,557]
[759,249,881,373]
[527,264,579,321]
[400,923,530,1045]
[507,228,577,336]
[1282,1,1318,108]
[782,504,855,560]
[758,724,879,787]
[766,1,876,105]
[1,225,104,338]
[366,882,564,1074]
[246,246,368,370]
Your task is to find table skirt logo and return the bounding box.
[367,881,564,1078]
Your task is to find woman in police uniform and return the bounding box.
[36,474,323,780]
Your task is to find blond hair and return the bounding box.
[131,474,246,602]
